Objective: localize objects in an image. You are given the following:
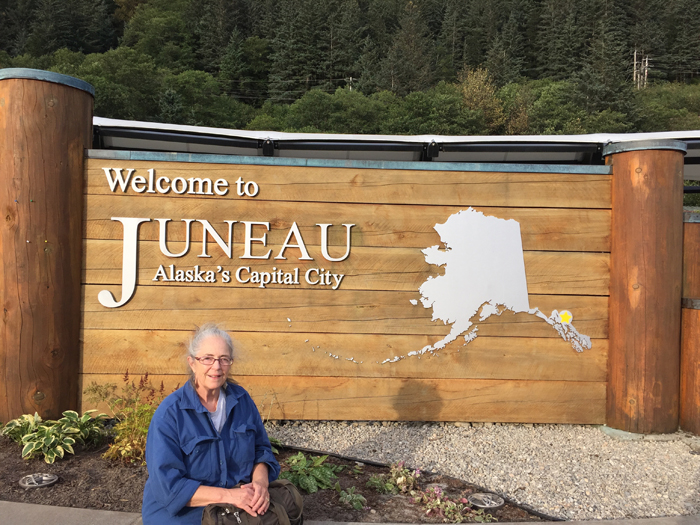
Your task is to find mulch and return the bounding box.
[0,436,547,522]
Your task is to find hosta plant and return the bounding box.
[57,410,108,448]
[1,412,42,443]
[21,423,78,464]
[279,452,342,493]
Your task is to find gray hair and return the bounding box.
[186,323,234,383]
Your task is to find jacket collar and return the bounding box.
[180,380,244,414]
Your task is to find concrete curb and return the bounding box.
[1,500,698,525]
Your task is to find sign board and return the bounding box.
[81,153,611,423]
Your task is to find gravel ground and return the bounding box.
[267,421,700,521]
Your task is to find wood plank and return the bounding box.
[83,240,610,296]
[81,329,608,382]
[78,374,606,423]
[84,195,611,252]
[82,285,608,338]
[85,159,612,209]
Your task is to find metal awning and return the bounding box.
[93,117,700,179]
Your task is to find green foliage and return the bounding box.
[366,461,421,494]
[636,83,700,132]
[1,412,43,443]
[2,410,105,464]
[84,371,165,464]
[335,482,367,510]
[20,423,77,464]
[121,0,195,72]
[366,473,398,494]
[279,452,341,493]
[57,410,108,448]
[410,487,497,523]
[1,0,700,133]
[269,436,282,454]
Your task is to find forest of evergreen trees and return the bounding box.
[1,0,700,135]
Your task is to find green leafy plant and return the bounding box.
[411,487,497,523]
[335,482,367,510]
[20,423,77,464]
[366,473,397,494]
[84,370,165,464]
[2,409,107,464]
[366,461,421,494]
[57,410,107,448]
[279,452,341,493]
[1,412,42,443]
[269,436,282,454]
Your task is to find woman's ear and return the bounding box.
[187,356,196,372]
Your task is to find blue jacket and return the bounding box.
[142,381,280,524]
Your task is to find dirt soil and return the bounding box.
[0,437,545,522]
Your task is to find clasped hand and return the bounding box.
[228,481,270,516]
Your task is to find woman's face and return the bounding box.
[188,335,232,391]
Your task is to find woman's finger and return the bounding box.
[251,489,269,512]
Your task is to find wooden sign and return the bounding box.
[81,153,611,423]
[2,70,688,433]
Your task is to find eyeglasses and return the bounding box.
[194,356,233,366]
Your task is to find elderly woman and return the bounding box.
[142,324,280,524]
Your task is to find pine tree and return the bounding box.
[25,0,73,56]
[436,0,470,80]
[321,0,365,91]
[486,10,525,87]
[536,0,589,80]
[377,1,434,96]
[193,0,246,73]
[574,0,633,115]
[267,0,328,101]
[0,0,38,56]
[665,0,700,82]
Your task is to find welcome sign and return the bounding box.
[81,153,611,423]
[3,70,687,433]
[98,167,354,307]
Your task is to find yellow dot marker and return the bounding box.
[560,310,573,324]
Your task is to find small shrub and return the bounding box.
[1,412,42,443]
[84,370,165,464]
[279,452,342,493]
[335,482,367,510]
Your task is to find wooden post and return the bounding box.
[681,213,700,435]
[0,69,93,421]
[604,140,686,434]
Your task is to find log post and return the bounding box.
[604,140,686,434]
[681,212,700,435]
[0,69,93,421]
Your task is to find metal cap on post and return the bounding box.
[0,69,94,421]
[603,139,687,434]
